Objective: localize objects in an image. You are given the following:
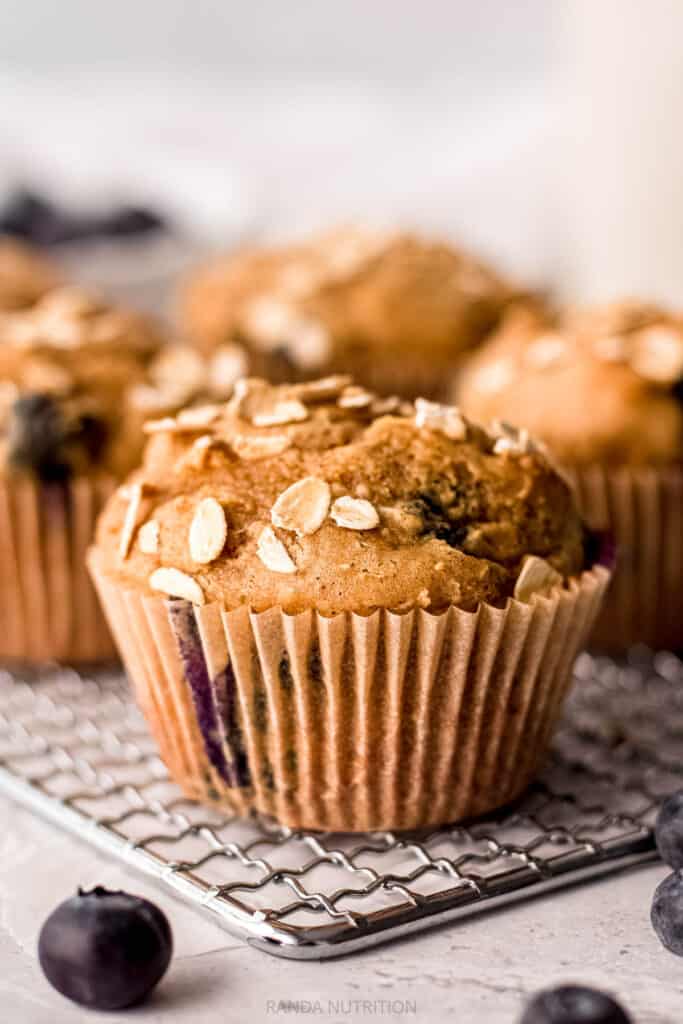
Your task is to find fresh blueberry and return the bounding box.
[519,985,632,1024]
[0,187,166,245]
[0,188,56,240]
[8,393,70,481]
[7,394,109,481]
[651,870,683,955]
[100,205,166,237]
[38,886,173,1010]
[655,791,683,868]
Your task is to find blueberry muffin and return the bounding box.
[89,376,609,830]
[457,301,683,650]
[0,236,60,311]
[178,228,523,400]
[0,287,247,662]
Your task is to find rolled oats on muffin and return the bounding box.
[0,286,247,662]
[88,376,609,831]
[0,236,60,311]
[457,301,683,651]
[178,227,524,400]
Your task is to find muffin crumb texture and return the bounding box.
[94,376,586,615]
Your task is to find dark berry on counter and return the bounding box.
[7,393,70,481]
[651,871,683,956]
[655,791,683,869]
[38,886,172,1010]
[0,188,55,240]
[0,187,167,246]
[519,984,632,1024]
[0,188,79,245]
[100,205,166,237]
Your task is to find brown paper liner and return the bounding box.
[569,465,683,652]
[0,475,117,663]
[89,552,608,831]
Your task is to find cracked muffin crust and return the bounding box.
[456,302,683,466]
[178,228,523,400]
[93,376,587,615]
[0,236,60,311]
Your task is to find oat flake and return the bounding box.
[189,497,227,564]
[272,477,331,536]
[330,496,380,530]
[514,555,562,603]
[149,567,205,604]
[256,526,297,574]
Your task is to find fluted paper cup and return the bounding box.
[0,475,117,663]
[89,551,609,831]
[569,465,683,652]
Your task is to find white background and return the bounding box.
[4,1,681,301]
[1,1,560,288]
[1,4,683,1021]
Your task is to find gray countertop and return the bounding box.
[0,792,677,1024]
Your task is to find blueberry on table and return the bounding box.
[0,187,166,244]
[101,205,166,237]
[38,886,173,1010]
[654,791,683,868]
[0,188,56,240]
[519,985,632,1024]
[651,871,683,956]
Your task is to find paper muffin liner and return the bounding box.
[0,475,118,663]
[569,465,683,652]
[89,551,609,831]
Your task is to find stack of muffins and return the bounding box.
[10,222,672,832]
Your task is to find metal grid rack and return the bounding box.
[0,650,679,960]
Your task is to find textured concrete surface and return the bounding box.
[0,793,677,1024]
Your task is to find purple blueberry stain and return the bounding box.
[166,600,249,788]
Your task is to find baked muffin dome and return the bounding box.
[94,376,587,616]
[0,236,60,311]
[0,287,248,481]
[178,228,521,400]
[457,302,683,466]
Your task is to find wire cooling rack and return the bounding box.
[0,650,679,960]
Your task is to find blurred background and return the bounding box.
[1,0,680,306]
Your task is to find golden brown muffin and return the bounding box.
[0,286,248,662]
[93,376,586,614]
[0,287,249,481]
[88,377,609,831]
[457,302,683,466]
[178,228,522,399]
[456,301,683,650]
[0,236,60,311]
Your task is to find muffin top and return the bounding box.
[93,376,587,615]
[0,287,248,481]
[178,228,520,394]
[457,302,683,466]
[0,236,60,311]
